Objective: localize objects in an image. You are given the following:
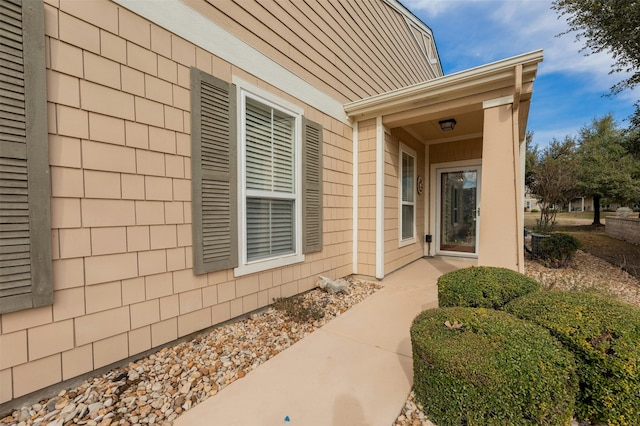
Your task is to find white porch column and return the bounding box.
[375,116,385,279]
[478,96,523,272]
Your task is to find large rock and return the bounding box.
[316,276,349,295]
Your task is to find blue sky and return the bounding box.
[403,0,639,148]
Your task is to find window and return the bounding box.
[1,0,52,314]
[191,69,323,276]
[400,143,416,243]
[242,95,299,267]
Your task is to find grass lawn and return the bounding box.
[524,211,607,228]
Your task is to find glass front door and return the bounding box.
[438,169,479,254]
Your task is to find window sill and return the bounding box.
[399,237,416,248]
[234,253,305,277]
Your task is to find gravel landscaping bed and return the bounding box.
[393,250,640,426]
[525,250,640,306]
[1,279,381,426]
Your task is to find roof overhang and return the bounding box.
[344,50,543,128]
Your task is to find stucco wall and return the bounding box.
[605,216,640,245]
[0,0,353,405]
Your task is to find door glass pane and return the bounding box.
[440,171,477,253]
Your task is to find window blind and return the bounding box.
[244,98,296,261]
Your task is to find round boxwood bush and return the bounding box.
[537,233,580,268]
[437,266,540,309]
[411,307,577,426]
[505,291,640,425]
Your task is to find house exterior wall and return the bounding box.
[355,123,426,278]
[356,119,377,277]
[182,0,441,104]
[384,129,426,274]
[0,0,354,405]
[429,138,482,164]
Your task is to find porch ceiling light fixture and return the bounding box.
[438,118,456,131]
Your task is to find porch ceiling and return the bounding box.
[344,50,543,143]
[401,109,484,143]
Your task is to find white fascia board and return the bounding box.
[112,0,349,125]
[383,0,436,43]
[402,15,441,78]
[345,50,543,119]
[382,0,443,77]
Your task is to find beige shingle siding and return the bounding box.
[0,0,354,404]
[185,0,438,102]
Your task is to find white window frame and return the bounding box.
[235,81,304,276]
[399,143,417,246]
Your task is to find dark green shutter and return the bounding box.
[1,0,52,314]
[302,117,323,254]
[190,68,238,274]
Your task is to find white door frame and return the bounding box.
[430,160,482,258]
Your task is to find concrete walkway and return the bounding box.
[174,257,469,426]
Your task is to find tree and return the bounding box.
[552,0,640,95]
[631,104,640,136]
[524,131,538,190]
[526,137,580,232]
[626,120,640,157]
[576,115,640,224]
[553,1,640,148]
[622,126,640,217]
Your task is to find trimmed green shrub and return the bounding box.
[536,233,580,268]
[437,266,540,309]
[411,307,577,426]
[505,291,640,425]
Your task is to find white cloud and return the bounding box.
[401,0,467,17]
[619,86,640,103]
[531,127,581,147]
[416,0,630,95]
[497,2,634,94]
